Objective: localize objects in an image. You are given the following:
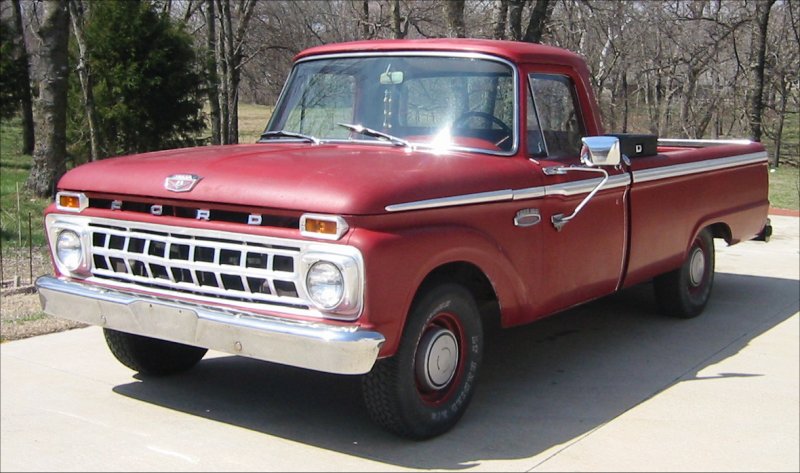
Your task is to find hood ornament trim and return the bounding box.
[164,174,202,193]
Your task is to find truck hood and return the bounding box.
[58,143,532,215]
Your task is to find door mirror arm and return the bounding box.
[543,166,609,231]
[543,136,630,231]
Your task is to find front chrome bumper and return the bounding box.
[35,276,384,375]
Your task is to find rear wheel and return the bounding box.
[103,329,207,376]
[654,228,715,318]
[362,284,483,439]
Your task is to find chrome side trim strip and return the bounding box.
[36,276,384,375]
[385,173,632,212]
[385,189,514,212]
[657,138,755,148]
[633,152,768,184]
[512,187,546,200]
[545,173,631,196]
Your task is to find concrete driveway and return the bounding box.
[2,215,798,472]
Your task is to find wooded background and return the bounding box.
[1,0,797,197]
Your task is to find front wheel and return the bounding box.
[362,284,483,439]
[103,329,207,376]
[654,228,715,318]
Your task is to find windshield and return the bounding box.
[265,54,517,154]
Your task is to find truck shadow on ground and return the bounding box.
[113,272,799,470]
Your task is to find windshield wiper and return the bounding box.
[259,130,320,145]
[337,123,410,148]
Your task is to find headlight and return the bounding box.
[56,230,83,272]
[306,261,344,309]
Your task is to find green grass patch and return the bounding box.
[0,118,50,248]
[769,165,800,210]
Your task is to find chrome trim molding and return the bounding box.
[385,173,632,212]
[36,276,384,375]
[385,189,514,212]
[545,173,630,196]
[657,138,754,148]
[512,187,546,200]
[633,152,768,184]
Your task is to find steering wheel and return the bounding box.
[452,111,512,135]
[452,111,513,149]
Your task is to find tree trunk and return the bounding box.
[391,0,406,39]
[508,0,523,41]
[205,0,221,145]
[772,77,787,168]
[216,0,230,144]
[362,0,371,39]
[11,0,34,155]
[493,0,508,39]
[26,0,69,197]
[747,0,776,142]
[443,0,466,38]
[523,0,552,43]
[68,0,100,161]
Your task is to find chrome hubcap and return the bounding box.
[415,327,459,391]
[689,247,706,287]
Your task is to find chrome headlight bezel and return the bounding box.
[300,251,362,316]
[45,215,92,278]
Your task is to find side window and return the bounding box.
[526,90,544,155]
[528,74,586,157]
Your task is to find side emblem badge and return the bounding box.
[164,174,202,193]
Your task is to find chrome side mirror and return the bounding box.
[581,136,621,167]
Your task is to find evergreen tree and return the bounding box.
[0,16,27,120]
[72,0,205,158]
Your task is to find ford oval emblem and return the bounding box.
[164,174,202,192]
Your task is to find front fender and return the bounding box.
[348,224,527,357]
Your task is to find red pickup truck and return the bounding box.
[36,39,771,439]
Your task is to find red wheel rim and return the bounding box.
[414,311,467,407]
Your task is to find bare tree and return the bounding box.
[507,0,552,43]
[215,0,255,144]
[492,0,508,39]
[11,0,34,155]
[747,0,776,143]
[67,0,99,161]
[391,0,408,39]
[443,0,466,38]
[26,0,69,197]
[204,0,221,145]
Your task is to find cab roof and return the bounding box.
[294,38,587,70]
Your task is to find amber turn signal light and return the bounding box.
[55,192,88,213]
[300,214,349,240]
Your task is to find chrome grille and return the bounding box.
[88,222,310,312]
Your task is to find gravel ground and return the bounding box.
[0,246,86,342]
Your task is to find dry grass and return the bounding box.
[238,103,274,144]
[0,247,87,343]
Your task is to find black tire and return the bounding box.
[103,329,207,376]
[654,228,715,318]
[361,284,483,439]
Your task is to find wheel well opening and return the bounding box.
[707,223,732,244]
[415,262,501,332]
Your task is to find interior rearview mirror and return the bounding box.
[379,71,404,85]
[581,136,621,167]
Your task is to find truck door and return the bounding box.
[526,73,630,315]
